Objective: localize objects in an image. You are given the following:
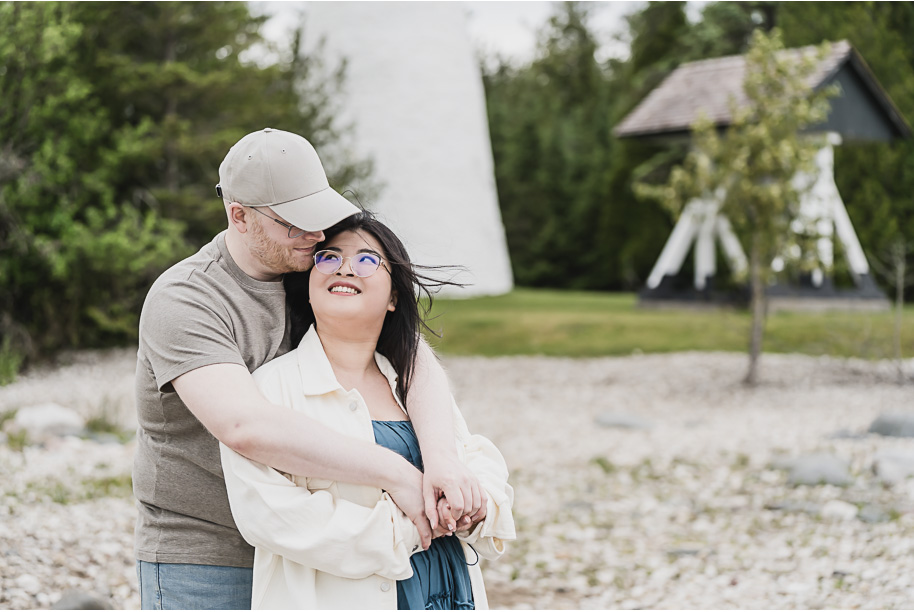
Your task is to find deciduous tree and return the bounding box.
[637,30,834,384]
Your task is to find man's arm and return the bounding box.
[172,363,432,548]
[407,339,484,528]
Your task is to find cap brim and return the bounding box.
[269,187,360,232]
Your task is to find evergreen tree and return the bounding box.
[0,2,188,366]
[484,2,615,289]
[0,2,371,377]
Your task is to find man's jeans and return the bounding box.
[137,561,253,610]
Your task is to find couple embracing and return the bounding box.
[133,128,515,610]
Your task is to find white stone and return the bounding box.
[15,573,41,593]
[12,403,84,439]
[872,449,914,484]
[821,500,858,521]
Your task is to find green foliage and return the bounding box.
[84,398,133,442]
[6,429,29,453]
[22,473,133,504]
[592,456,617,475]
[0,2,372,374]
[0,337,23,385]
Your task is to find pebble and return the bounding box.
[2,349,914,609]
[820,499,858,521]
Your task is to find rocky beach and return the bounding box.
[1,348,913,609]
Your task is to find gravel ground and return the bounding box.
[1,349,913,609]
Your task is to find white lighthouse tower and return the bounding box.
[304,2,514,297]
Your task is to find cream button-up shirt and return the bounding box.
[221,326,516,610]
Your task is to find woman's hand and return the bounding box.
[431,497,456,539]
[431,494,488,539]
[422,453,484,529]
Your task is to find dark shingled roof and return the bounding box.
[614,40,911,140]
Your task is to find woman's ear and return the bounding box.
[388,289,398,312]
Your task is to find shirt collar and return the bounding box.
[296,325,401,403]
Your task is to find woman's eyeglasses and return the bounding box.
[313,250,387,277]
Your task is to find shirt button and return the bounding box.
[380,582,391,592]
[349,401,359,412]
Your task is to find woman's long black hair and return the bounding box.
[284,211,463,409]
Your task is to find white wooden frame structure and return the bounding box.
[645,133,872,292]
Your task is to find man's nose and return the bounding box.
[301,230,324,242]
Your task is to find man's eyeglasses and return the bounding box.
[313,250,387,277]
[244,205,308,239]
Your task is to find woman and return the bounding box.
[221,212,515,610]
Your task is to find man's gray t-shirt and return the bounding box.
[133,231,291,567]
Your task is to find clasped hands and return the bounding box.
[387,453,487,551]
[427,458,488,542]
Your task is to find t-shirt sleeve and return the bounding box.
[141,277,247,391]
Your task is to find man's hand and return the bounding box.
[385,464,433,550]
[422,453,484,529]
[462,495,487,530]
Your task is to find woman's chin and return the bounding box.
[313,308,387,333]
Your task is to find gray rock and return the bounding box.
[52,590,113,610]
[11,403,84,439]
[785,453,852,487]
[858,505,892,524]
[868,413,914,438]
[872,449,914,484]
[594,412,653,431]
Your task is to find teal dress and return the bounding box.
[372,420,475,610]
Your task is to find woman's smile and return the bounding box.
[328,281,361,295]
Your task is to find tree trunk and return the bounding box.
[745,234,766,386]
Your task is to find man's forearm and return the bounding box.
[173,363,413,489]
[232,404,415,490]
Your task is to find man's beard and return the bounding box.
[248,216,311,274]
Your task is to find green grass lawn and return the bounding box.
[424,288,913,359]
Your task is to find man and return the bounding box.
[133,128,482,609]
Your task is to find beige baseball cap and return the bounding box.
[218,127,359,232]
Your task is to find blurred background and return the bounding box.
[1,2,914,609]
[1,0,912,374]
